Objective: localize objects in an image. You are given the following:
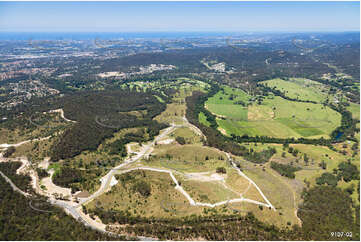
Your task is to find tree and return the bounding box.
[319,160,327,170]
[337,162,359,182]
[345,184,355,195]
[133,181,151,197]
[216,167,227,174]
[175,136,186,145]
[3,146,15,158]
[316,173,338,187]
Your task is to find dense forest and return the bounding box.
[0,175,127,240]
[298,186,359,241]
[49,89,167,161]
[88,208,301,240]
[0,162,32,193]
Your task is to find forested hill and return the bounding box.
[50,89,167,161]
[0,174,127,240]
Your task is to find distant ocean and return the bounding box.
[0,31,243,40]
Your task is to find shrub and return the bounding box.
[3,146,16,158]
[216,167,227,174]
[175,136,186,145]
[337,162,359,182]
[316,172,339,187]
[270,162,301,179]
[133,181,151,197]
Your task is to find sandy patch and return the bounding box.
[109,176,118,187]
[157,138,174,145]
[218,127,227,135]
[38,157,50,170]
[41,169,72,199]
[247,105,274,121]
[185,172,226,182]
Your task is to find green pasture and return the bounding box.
[199,112,211,126]
[205,85,251,120]
[211,94,341,139]
[346,102,360,120]
[261,78,330,103]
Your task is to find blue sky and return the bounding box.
[0,1,359,32]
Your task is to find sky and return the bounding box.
[0,1,359,32]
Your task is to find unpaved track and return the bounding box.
[182,116,207,140]
[0,108,74,150]
[49,109,77,123]
[230,159,275,210]
[1,117,275,239]
[80,124,178,206]
[112,166,272,209]
[0,170,31,197]
[265,162,302,225]
[0,136,51,149]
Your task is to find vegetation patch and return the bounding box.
[270,162,302,179]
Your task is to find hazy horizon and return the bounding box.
[0,1,359,32]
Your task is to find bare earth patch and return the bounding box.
[247,105,274,121]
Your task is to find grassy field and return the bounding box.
[153,78,208,125]
[180,179,239,203]
[154,102,186,125]
[231,140,361,225]
[170,127,203,145]
[213,95,341,139]
[86,170,204,218]
[347,102,360,120]
[86,169,254,219]
[203,80,342,139]
[9,138,55,164]
[240,161,300,227]
[261,78,331,103]
[205,85,250,120]
[198,112,211,126]
[291,143,358,184]
[146,144,227,173]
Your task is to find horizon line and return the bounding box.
[0,30,359,33]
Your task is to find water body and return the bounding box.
[335,131,344,140]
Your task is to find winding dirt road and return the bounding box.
[0,117,275,239]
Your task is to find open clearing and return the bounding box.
[210,95,341,139]
[205,85,250,120]
[203,80,342,139]
[146,144,227,173]
[261,78,331,103]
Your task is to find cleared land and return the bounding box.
[347,102,360,120]
[261,78,332,103]
[146,144,227,173]
[86,170,203,218]
[206,86,341,138]
[205,85,250,120]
